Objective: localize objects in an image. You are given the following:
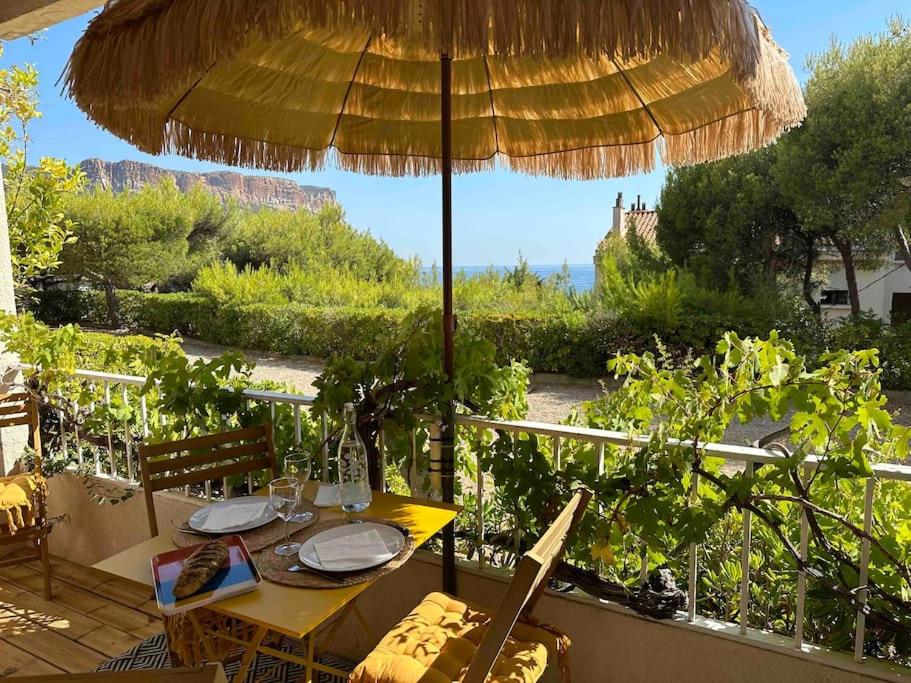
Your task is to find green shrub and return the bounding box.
[43,288,911,387]
[74,331,184,375]
[32,288,779,377]
[193,262,288,306]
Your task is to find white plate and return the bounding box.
[298,522,404,573]
[188,496,277,534]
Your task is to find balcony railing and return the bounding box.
[35,366,911,676]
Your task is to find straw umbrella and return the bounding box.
[64,0,806,592]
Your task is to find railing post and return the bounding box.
[739,461,753,635]
[103,382,114,476]
[854,477,875,661]
[476,427,485,569]
[293,404,302,447]
[687,471,699,623]
[320,412,330,482]
[553,435,561,470]
[378,428,387,493]
[56,390,68,461]
[795,463,811,650]
[121,384,133,482]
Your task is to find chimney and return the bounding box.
[612,192,626,234]
[635,194,641,211]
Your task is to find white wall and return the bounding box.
[820,257,911,321]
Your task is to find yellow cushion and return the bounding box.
[0,472,45,534]
[350,592,557,683]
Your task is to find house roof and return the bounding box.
[596,209,659,253]
[625,210,659,244]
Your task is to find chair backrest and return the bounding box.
[138,424,277,537]
[463,488,592,683]
[0,391,42,474]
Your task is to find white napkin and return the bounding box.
[314,529,391,570]
[314,484,341,507]
[200,499,269,531]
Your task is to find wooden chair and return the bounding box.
[350,488,593,683]
[0,391,52,600]
[138,424,278,537]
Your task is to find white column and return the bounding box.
[0,164,25,475]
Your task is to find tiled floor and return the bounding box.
[0,548,162,677]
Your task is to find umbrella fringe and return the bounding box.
[80,101,792,180]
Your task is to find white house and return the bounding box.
[818,250,911,322]
[593,192,658,289]
[594,190,911,322]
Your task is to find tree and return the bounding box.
[773,20,911,317]
[220,203,418,283]
[59,180,196,325]
[0,44,83,304]
[656,149,812,306]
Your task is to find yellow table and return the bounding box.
[94,483,459,681]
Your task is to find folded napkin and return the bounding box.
[199,499,270,532]
[314,529,391,571]
[314,484,341,507]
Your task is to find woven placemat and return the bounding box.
[256,519,415,589]
[172,499,320,552]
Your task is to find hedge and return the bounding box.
[34,288,752,377]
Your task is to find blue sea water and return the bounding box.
[421,263,595,291]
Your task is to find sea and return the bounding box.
[421,263,596,291]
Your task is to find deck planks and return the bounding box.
[0,553,163,677]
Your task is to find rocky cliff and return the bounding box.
[78,158,336,211]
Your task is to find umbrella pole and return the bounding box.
[440,50,457,595]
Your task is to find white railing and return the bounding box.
[45,367,911,672]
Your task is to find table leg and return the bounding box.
[305,630,315,683]
[186,611,219,663]
[233,625,268,682]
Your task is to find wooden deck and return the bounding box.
[0,548,162,677]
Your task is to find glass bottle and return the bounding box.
[338,402,371,512]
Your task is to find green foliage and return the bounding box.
[597,255,785,344]
[221,203,416,283]
[2,314,318,491]
[773,19,911,314]
[193,261,287,306]
[313,306,530,490]
[656,149,807,292]
[0,44,84,302]
[191,258,578,314]
[480,333,911,659]
[60,179,198,292]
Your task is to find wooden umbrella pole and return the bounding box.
[440,49,457,596]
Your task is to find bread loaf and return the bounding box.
[173,541,229,599]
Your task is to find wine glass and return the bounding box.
[268,477,301,556]
[284,451,314,523]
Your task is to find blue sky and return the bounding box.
[2,1,906,266]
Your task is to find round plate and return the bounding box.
[188,496,277,534]
[299,522,404,573]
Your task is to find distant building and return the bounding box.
[818,250,911,323]
[593,192,658,289]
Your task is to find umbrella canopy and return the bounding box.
[64,0,805,179]
[64,0,806,595]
